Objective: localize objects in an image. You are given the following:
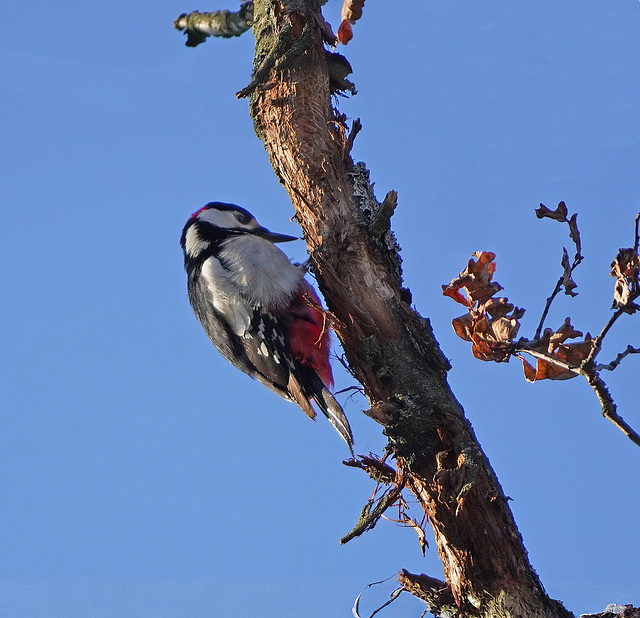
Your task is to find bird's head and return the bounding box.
[181,202,298,262]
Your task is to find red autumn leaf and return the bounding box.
[471,336,501,361]
[337,20,353,44]
[442,284,471,307]
[337,0,365,44]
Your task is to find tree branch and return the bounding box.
[533,203,583,340]
[397,569,459,618]
[512,343,640,448]
[597,345,640,371]
[533,250,582,341]
[174,4,253,47]
[243,1,573,614]
[579,365,640,447]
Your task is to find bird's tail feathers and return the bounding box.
[287,375,317,420]
[318,387,355,457]
[289,372,354,456]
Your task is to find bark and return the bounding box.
[244,1,573,615]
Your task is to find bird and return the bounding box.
[180,201,354,454]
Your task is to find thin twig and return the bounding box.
[513,345,640,448]
[335,385,365,396]
[344,118,362,157]
[596,345,640,371]
[580,364,640,447]
[368,588,404,617]
[584,302,638,366]
[352,575,397,618]
[533,279,562,341]
[534,253,582,340]
[513,348,581,375]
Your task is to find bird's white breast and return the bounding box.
[218,235,305,309]
[198,235,304,336]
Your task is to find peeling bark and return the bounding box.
[243,1,573,615]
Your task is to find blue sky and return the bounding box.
[1,1,639,616]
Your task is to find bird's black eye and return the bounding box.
[234,211,252,225]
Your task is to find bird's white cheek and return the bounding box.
[184,226,211,258]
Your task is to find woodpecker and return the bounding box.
[180,202,354,453]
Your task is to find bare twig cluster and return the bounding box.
[341,454,428,552]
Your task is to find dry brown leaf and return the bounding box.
[555,338,594,365]
[568,212,582,258]
[492,316,521,341]
[484,297,513,318]
[444,253,524,362]
[452,313,474,342]
[469,314,519,362]
[441,251,503,306]
[610,247,640,313]
[535,201,568,222]
[519,320,593,382]
[548,317,583,352]
[520,355,576,381]
[561,248,579,297]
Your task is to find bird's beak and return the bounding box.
[256,226,299,243]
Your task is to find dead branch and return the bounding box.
[340,474,406,545]
[397,570,459,617]
[174,4,253,46]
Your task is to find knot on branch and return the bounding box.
[363,401,397,426]
[347,163,404,283]
[434,446,480,514]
